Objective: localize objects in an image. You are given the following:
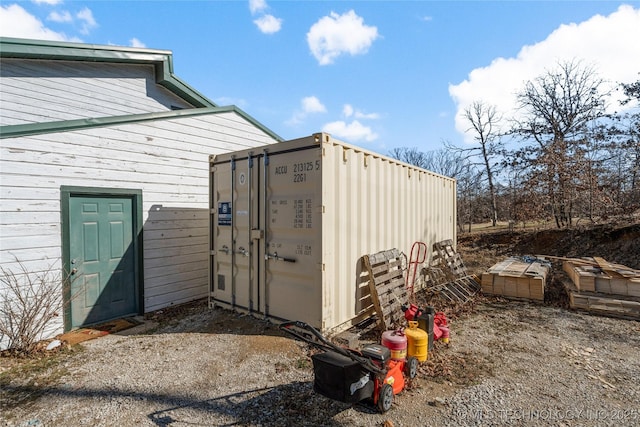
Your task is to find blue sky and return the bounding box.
[1,1,639,155]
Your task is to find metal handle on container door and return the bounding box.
[219,245,230,254]
[265,252,296,263]
[236,246,249,257]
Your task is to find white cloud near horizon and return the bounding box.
[343,103,381,120]
[449,4,640,143]
[322,120,378,143]
[0,4,79,41]
[214,96,248,109]
[324,103,380,142]
[307,10,379,65]
[76,7,97,35]
[129,38,146,48]
[47,10,72,23]
[286,96,327,126]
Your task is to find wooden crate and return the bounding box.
[564,279,640,320]
[481,257,549,301]
[563,258,640,298]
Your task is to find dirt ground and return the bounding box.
[1,221,639,427]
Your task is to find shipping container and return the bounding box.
[209,133,456,334]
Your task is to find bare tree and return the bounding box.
[389,146,468,178]
[456,164,484,232]
[459,101,502,226]
[613,79,640,212]
[512,60,607,228]
[388,147,429,169]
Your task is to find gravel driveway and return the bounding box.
[2,298,639,427]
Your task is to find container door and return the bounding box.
[261,150,323,326]
[211,156,258,312]
[212,160,234,306]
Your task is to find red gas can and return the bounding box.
[381,329,407,361]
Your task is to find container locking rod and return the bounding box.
[265,252,296,263]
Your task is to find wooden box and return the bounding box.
[481,257,549,301]
[563,258,640,298]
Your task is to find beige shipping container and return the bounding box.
[209,133,456,334]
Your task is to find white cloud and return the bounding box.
[286,96,327,125]
[449,5,640,142]
[249,0,267,15]
[249,0,282,33]
[254,14,282,34]
[130,38,146,48]
[302,96,327,114]
[0,4,79,41]
[322,120,378,142]
[355,110,380,120]
[422,16,433,22]
[321,104,381,142]
[33,0,63,5]
[343,103,380,120]
[214,96,248,108]
[76,7,97,35]
[307,10,379,65]
[47,10,72,23]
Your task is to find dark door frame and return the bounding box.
[60,186,144,331]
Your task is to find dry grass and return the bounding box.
[0,345,82,410]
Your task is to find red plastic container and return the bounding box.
[439,326,450,343]
[381,329,407,361]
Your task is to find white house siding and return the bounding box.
[0,59,194,126]
[0,110,278,339]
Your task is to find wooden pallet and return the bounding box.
[433,275,481,303]
[563,279,640,320]
[363,248,408,331]
[432,239,468,278]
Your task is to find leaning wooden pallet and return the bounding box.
[432,239,468,278]
[362,248,408,331]
[429,240,480,303]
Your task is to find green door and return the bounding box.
[68,195,138,328]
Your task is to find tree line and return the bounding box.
[390,60,640,231]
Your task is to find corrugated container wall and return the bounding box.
[209,133,456,334]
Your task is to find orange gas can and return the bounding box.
[405,321,428,362]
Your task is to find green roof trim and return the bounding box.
[0,37,282,141]
[0,37,215,108]
[0,106,283,141]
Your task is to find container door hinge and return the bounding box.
[251,229,264,240]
